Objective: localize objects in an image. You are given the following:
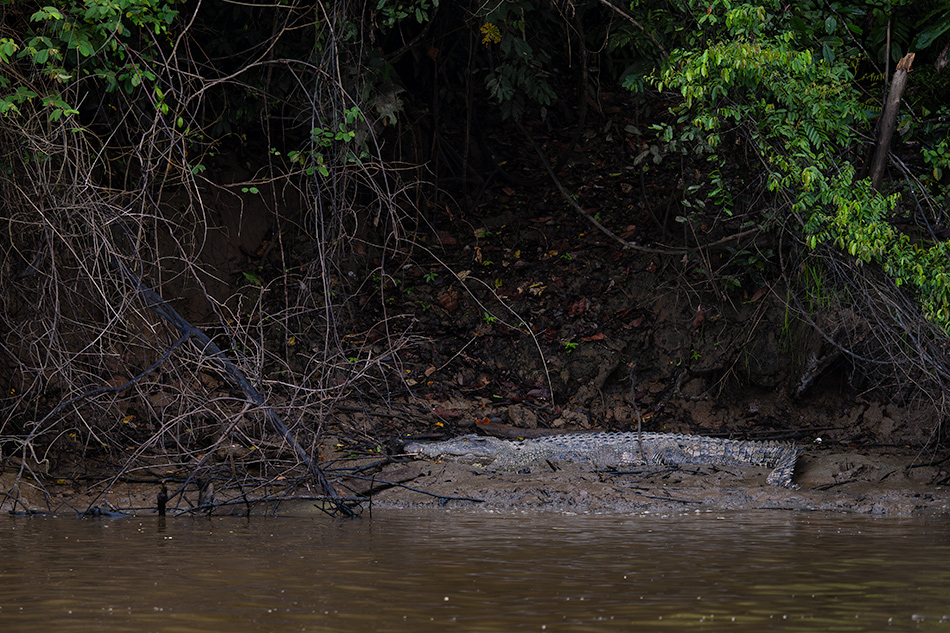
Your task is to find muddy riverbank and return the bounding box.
[4,426,948,519]
[369,440,950,518]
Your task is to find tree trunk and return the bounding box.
[869,52,915,190]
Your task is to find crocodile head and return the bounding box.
[404,434,507,466]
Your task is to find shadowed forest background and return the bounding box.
[0,0,949,512]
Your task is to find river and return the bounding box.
[0,508,947,632]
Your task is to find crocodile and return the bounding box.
[405,432,802,488]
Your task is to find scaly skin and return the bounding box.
[405,432,802,488]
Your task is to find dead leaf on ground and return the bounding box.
[568,297,590,317]
[526,387,551,400]
[438,289,461,311]
[431,405,462,419]
[692,304,705,329]
[750,286,768,302]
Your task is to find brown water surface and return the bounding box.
[0,508,947,632]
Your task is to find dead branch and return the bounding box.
[870,53,915,190]
[115,260,350,514]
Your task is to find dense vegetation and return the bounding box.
[0,0,948,509]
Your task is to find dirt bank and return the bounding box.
[3,392,948,518]
[2,429,947,518]
[369,441,950,518]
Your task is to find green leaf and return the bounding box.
[821,42,834,65]
[913,13,950,50]
[0,39,18,63]
[31,7,63,22]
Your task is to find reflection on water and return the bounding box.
[0,508,947,632]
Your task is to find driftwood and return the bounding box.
[869,52,915,190]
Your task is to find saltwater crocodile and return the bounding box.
[405,432,802,488]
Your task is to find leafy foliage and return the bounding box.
[654,1,950,330]
[0,0,177,117]
[375,0,439,31]
[477,1,557,120]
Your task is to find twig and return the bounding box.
[114,259,352,516]
[594,0,668,58]
[18,331,191,458]
[342,472,485,504]
[514,118,759,255]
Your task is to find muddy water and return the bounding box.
[0,509,947,632]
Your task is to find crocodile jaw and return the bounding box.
[405,434,502,466]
